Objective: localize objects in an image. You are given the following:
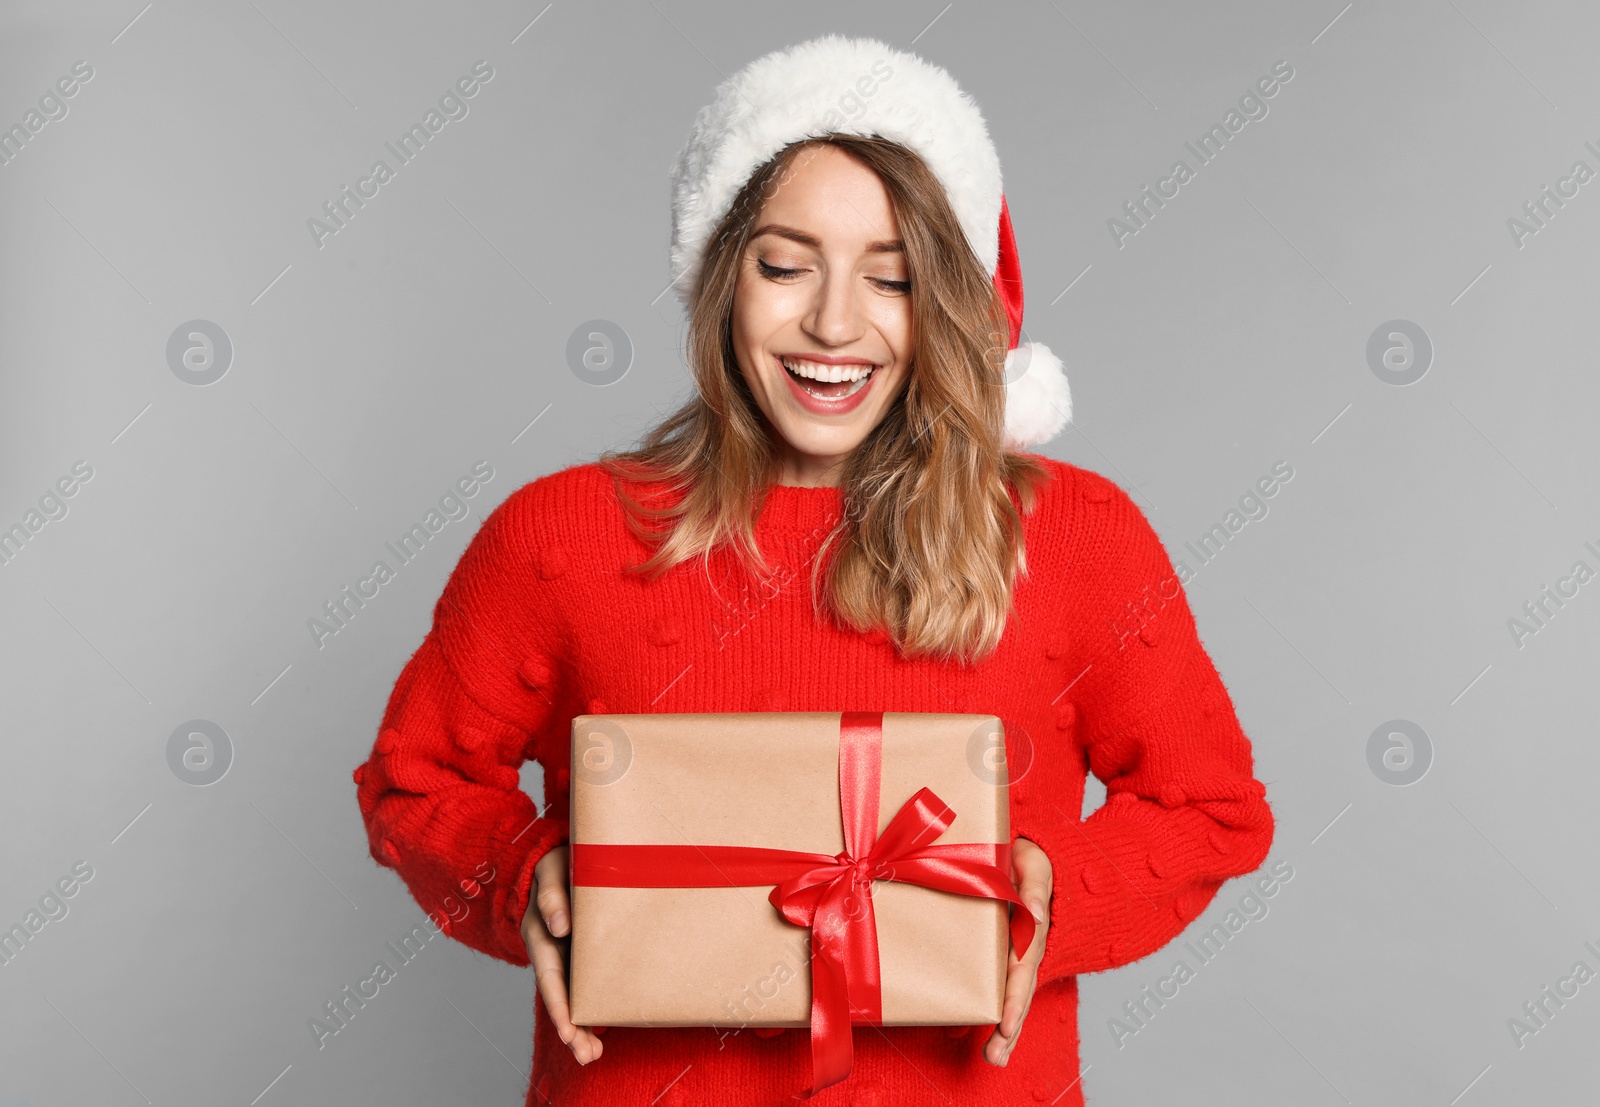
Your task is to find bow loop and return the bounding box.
[866,785,957,867]
[769,864,841,927]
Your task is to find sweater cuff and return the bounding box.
[1012,801,1182,984]
[497,814,570,965]
[1013,783,1270,985]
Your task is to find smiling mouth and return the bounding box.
[780,356,877,400]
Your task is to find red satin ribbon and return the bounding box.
[570,711,1038,1098]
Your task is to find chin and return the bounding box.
[775,421,874,460]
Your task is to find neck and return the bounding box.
[772,450,847,489]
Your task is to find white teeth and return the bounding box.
[781,357,875,383]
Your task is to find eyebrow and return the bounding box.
[750,223,903,253]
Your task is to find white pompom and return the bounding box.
[1002,341,1072,448]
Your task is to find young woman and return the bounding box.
[354,35,1274,1107]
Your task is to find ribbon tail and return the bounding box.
[1010,900,1038,963]
[883,849,1039,961]
[800,884,857,1098]
[836,884,882,1025]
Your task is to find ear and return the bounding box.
[1002,342,1072,448]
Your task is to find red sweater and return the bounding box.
[353,455,1275,1106]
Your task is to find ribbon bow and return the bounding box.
[571,711,1036,1097]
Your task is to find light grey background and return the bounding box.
[2,1,1596,1104]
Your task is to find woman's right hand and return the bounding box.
[522,845,605,1065]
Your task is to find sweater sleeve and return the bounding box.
[352,481,570,967]
[1011,473,1275,986]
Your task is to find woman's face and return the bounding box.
[730,144,914,487]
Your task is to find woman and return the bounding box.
[354,35,1274,1106]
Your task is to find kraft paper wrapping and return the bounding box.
[566,711,1012,1028]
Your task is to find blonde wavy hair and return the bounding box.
[598,134,1051,666]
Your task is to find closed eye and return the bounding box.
[756,258,911,294]
[756,259,804,280]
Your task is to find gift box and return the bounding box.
[566,710,1036,1096]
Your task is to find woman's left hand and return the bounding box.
[984,835,1052,1066]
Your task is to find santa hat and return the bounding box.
[668,33,1072,449]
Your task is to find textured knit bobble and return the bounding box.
[538,545,568,579]
[518,653,552,689]
[649,613,683,646]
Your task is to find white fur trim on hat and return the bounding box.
[669,34,1001,308]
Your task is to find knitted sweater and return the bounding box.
[353,455,1275,1107]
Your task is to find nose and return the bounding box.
[802,266,865,347]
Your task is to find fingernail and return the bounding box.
[550,910,568,934]
[1029,900,1045,924]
